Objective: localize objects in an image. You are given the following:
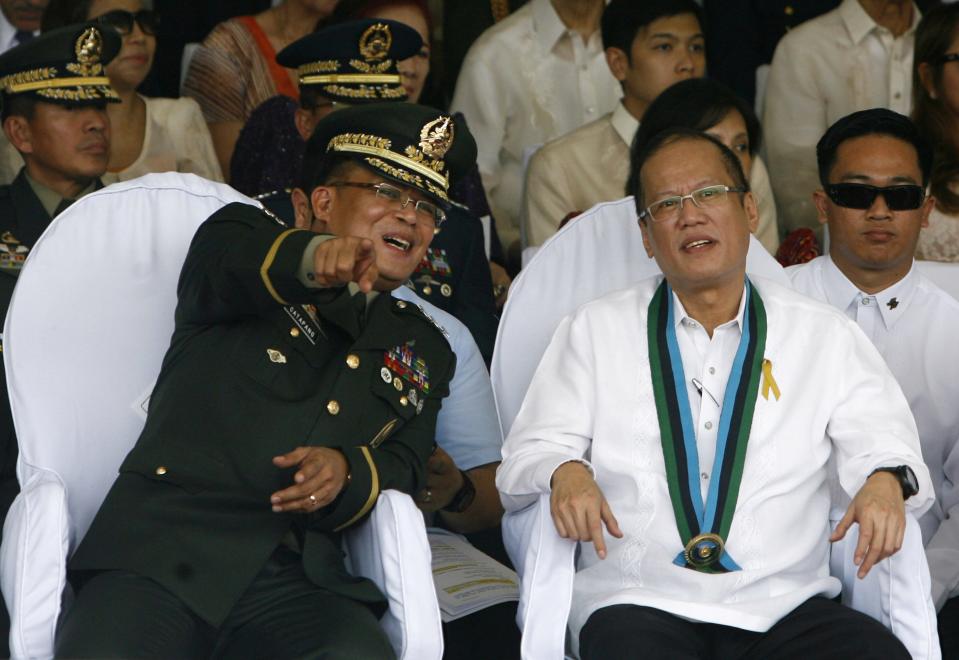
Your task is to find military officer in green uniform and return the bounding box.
[240,19,500,366]
[56,103,475,659]
[0,22,119,657]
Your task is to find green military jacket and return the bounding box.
[70,202,456,627]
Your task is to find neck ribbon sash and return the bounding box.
[647,278,767,572]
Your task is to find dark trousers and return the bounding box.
[55,547,394,660]
[939,596,959,659]
[579,596,910,660]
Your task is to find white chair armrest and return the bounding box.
[341,489,442,660]
[1,467,70,660]
[503,493,576,660]
[830,513,940,660]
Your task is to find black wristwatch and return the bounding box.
[442,470,476,513]
[870,466,919,500]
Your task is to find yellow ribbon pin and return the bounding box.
[761,359,780,401]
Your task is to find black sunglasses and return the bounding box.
[825,183,925,211]
[96,9,159,36]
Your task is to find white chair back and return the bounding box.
[492,196,789,438]
[6,173,253,544]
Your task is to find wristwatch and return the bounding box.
[442,470,476,513]
[870,465,919,500]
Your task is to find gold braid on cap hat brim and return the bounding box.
[4,75,114,94]
[319,83,406,100]
[300,73,401,85]
[328,133,450,194]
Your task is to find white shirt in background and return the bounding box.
[450,0,620,251]
[764,0,919,234]
[789,255,959,610]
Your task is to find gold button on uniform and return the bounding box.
[393,377,403,391]
[395,301,407,309]
[400,396,408,406]
[155,466,167,476]
[346,354,360,369]
[327,400,340,415]
[290,327,300,337]
[784,5,794,15]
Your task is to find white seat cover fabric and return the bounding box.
[916,260,959,301]
[492,196,789,438]
[1,173,440,659]
[492,195,938,659]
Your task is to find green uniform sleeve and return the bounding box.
[176,203,330,325]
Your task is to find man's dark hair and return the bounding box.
[0,95,37,123]
[816,109,934,187]
[634,78,762,158]
[628,127,749,219]
[601,0,704,54]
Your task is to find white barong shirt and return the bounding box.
[497,274,932,637]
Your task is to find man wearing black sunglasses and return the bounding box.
[790,108,959,657]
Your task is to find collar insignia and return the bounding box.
[887,297,899,310]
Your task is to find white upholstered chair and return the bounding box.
[0,173,441,660]
[492,197,940,660]
[916,260,959,301]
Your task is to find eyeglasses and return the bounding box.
[937,53,959,65]
[328,181,446,226]
[96,9,159,37]
[639,184,747,223]
[825,183,925,210]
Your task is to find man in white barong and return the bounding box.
[496,126,932,659]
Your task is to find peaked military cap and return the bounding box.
[276,19,421,104]
[308,102,477,206]
[0,22,121,107]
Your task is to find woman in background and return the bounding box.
[37,0,222,185]
[913,3,959,263]
[182,0,338,180]
[633,77,781,255]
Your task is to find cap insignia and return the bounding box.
[359,23,392,62]
[67,27,104,77]
[419,116,454,159]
